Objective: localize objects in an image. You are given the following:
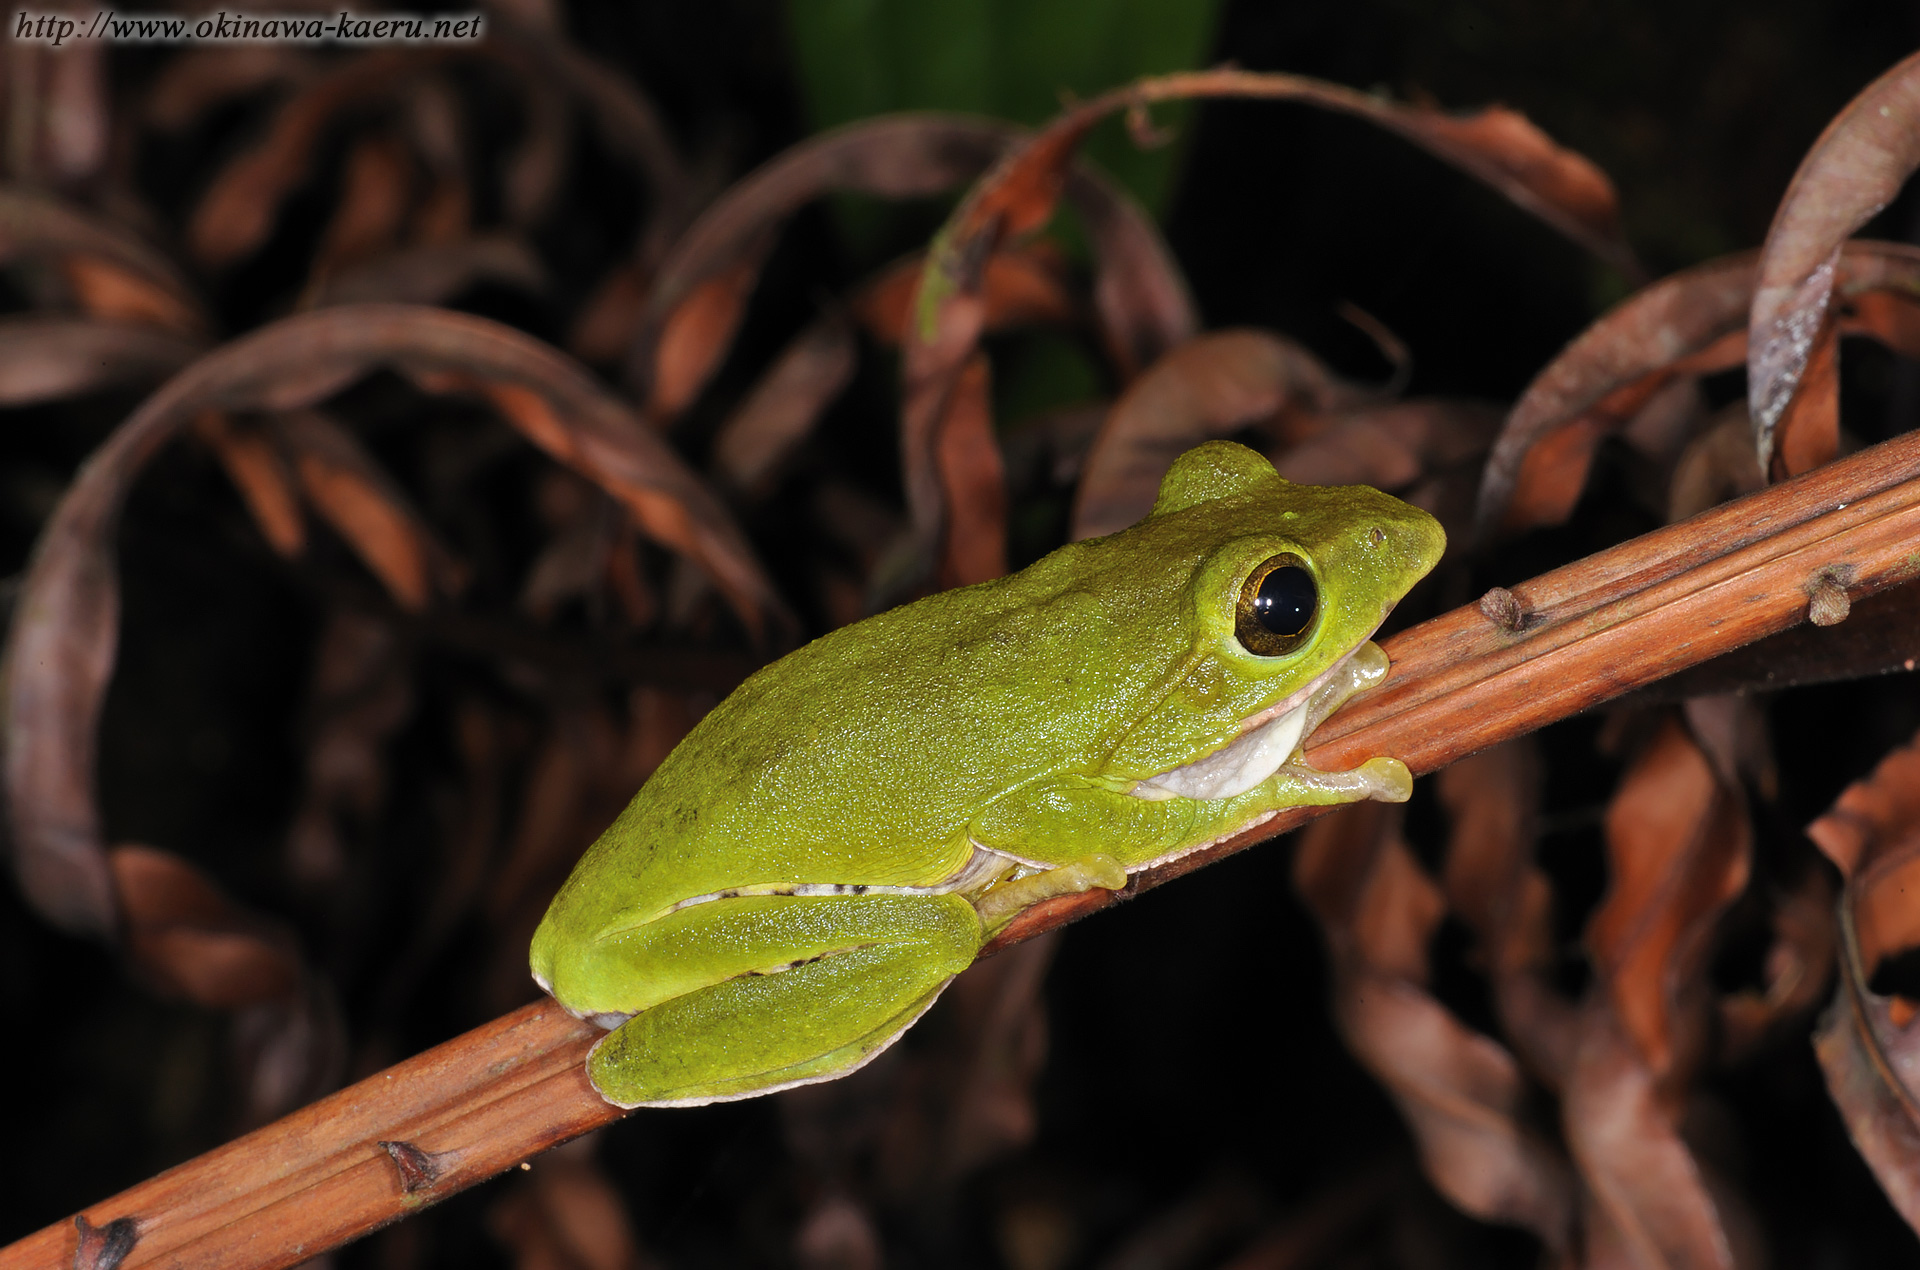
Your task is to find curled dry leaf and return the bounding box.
[1561,1002,1741,1270]
[1749,49,1920,474]
[1555,717,1759,1269]
[185,40,681,272]
[1718,868,1834,1062]
[626,114,1015,402]
[1272,398,1502,548]
[0,186,203,333]
[934,354,1008,588]
[1587,715,1752,1083]
[912,63,1634,463]
[1807,722,1920,1234]
[274,408,463,612]
[187,51,412,268]
[1436,741,1578,1084]
[1667,404,1766,524]
[308,130,415,285]
[1295,802,1575,1251]
[1478,240,1920,537]
[711,314,858,497]
[647,254,766,422]
[307,235,547,310]
[1071,330,1355,541]
[1477,250,1756,539]
[0,318,202,406]
[108,843,302,1008]
[193,412,306,557]
[1,303,782,942]
[854,242,1078,347]
[914,72,1619,569]
[629,113,1192,415]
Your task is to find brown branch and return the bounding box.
[11,427,1920,1270]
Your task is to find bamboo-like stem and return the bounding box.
[11,427,1920,1270]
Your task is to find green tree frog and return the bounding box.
[531,441,1444,1108]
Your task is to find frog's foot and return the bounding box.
[1131,641,1392,802]
[1276,754,1412,804]
[582,892,980,1108]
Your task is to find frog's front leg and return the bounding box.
[969,644,1411,881]
[556,892,981,1107]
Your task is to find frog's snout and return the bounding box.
[1376,509,1447,576]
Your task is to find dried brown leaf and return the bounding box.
[0,187,198,321]
[1071,331,1355,541]
[308,131,414,283]
[1680,693,1777,801]
[275,408,459,612]
[1482,239,1920,535]
[710,314,857,497]
[1437,742,1578,1084]
[1667,404,1766,523]
[1749,49,1920,471]
[0,318,200,405]
[108,843,301,1008]
[1271,399,1500,548]
[935,354,1008,588]
[187,55,398,268]
[1562,1003,1739,1270]
[854,243,1077,347]
[1586,716,1751,1081]
[1769,308,1840,480]
[626,115,1016,396]
[1719,869,1834,1061]
[915,68,1636,394]
[183,43,663,272]
[1295,804,1575,1249]
[1476,251,1756,538]
[1804,705,1920,1232]
[193,411,306,557]
[58,254,203,334]
[647,255,763,422]
[627,113,1191,402]
[568,263,650,367]
[307,235,546,309]
[0,306,782,936]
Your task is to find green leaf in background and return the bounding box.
[786,0,1220,217]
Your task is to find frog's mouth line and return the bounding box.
[1126,634,1376,803]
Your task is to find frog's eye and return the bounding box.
[1235,553,1318,656]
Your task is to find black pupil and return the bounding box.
[1253,566,1316,637]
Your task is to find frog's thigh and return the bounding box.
[587,892,980,1109]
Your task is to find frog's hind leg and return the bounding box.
[585,892,981,1108]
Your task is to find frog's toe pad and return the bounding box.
[1359,756,1413,803]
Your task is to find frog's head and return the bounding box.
[1089,440,1444,791]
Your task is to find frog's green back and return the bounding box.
[538,442,1443,942]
